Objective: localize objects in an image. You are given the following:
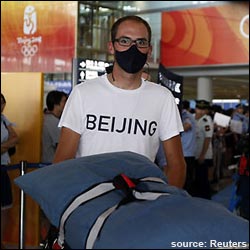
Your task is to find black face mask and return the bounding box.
[115,45,148,74]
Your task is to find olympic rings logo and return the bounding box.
[21,44,38,57]
[240,14,249,39]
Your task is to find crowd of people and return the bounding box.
[183,100,249,200]
[152,98,249,201]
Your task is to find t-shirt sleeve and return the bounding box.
[158,90,184,141]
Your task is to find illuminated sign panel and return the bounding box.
[1,1,77,72]
[72,58,112,85]
[161,2,249,67]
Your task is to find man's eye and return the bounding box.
[120,38,130,44]
[137,39,147,46]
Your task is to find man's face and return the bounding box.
[58,96,67,114]
[237,107,244,114]
[195,108,206,115]
[110,20,152,56]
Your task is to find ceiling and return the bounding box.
[182,75,249,100]
[97,1,227,13]
[148,67,249,101]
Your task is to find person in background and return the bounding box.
[203,102,216,188]
[232,103,248,134]
[243,105,249,134]
[53,15,186,188]
[40,90,67,245]
[231,104,249,151]
[211,105,227,186]
[193,100,214,199]
[241,106,249,155]
[42,90,68,163]
[1,93,19,249]
[181,100,197,195]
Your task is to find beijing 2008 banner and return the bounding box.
[1,1,77,73]
[161,2,249,67]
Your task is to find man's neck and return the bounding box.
[108,68,142,90]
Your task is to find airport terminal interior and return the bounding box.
[44,1,249,106]
[1,1,249,249]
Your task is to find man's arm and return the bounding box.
[183,119,192,132]
[53,127,81,164]
[162,135,186,188]
[198,137,211,164]
[1,124,19,154]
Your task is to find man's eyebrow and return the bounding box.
[117,36,130,39]
[118,36,147,40]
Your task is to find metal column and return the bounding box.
[19,161,27,249]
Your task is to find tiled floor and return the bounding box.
[211,175,234,192]
[1,244,42,249]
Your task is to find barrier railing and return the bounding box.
[4,161,51,249]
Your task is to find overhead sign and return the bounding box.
[157,63,183,115]
[1,1,76,72]
[72,58,112,85]
[161,2,249,67]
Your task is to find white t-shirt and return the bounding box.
[59,75,183,162]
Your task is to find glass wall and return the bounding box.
[77,1,124,61]
[44,2,123,89]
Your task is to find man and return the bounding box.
[231,103,248,138]
[193,100,214,199]
[181,100,197,194]
[42,90,68,163]
[53,16,186,188]
[40,90,67,244]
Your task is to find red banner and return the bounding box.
[161,2,249,67]
[1,1,77,73]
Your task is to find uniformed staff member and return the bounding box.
[181,100,197,195]
[193,100,214,199]
[232,104,248,133]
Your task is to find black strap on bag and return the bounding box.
[52,173,168,249]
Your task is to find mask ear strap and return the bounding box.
[112,70,116,82]
[111,61,116,82]
[142,62,150,81]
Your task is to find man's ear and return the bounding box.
[107,41,114,55]
[147,45,153,60]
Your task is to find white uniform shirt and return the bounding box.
[59,75,183,162]
[195,114,213,159]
